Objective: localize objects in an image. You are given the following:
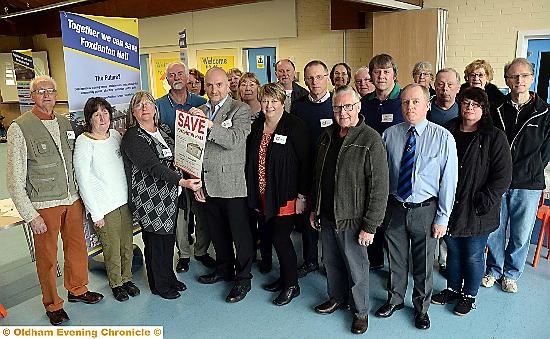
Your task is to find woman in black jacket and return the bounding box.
[431,87,512,315]
[246,83,310,306]
[121,91,202,300]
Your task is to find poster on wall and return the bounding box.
[196,48,237,74]
[150,54,180,99]
[174,109,207,178]
[60,11,140,135]
[179,29,188,67]
[11,49,35,113]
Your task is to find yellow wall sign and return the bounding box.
[150,53,180,99]
[196,49,237,74]
[256,55,264,69]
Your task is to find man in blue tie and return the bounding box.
[375,84,458,330]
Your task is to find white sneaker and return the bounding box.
[481,274,496,287]
[501,277,518,293]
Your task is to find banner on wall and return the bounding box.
[150,54,180,99]
[60,11,140,135]
[196,48,237,75]
[11,49,35,113]
[174,110,207,178]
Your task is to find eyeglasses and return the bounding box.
[355,79,372,84]
[334,71,348,77]
[187,81,201,87]
[468,73,486,79]
[505,73,533,81]
[32,88,57,95]
[415,72,432,78]
[134,101,155,110]
[461,100,481,109]
[333,102,359,113]
[305,74,328,82]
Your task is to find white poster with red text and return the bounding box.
[174,109,208,178]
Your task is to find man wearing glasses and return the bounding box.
[354,67,375,98]
[6,75,104,325]
[485,57,550,293]
[290,60,334,278]
[310,85,388,334]
[156,62,216,274]
[359,54,404,270]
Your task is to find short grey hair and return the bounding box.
[165,61,188,76]
[435,68,460,83]
[30,75,57,92]
[504,58,534,77]
[354,67,369,79]
[332,85,361,104]
[412,61,433,76]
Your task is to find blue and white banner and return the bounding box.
[60,11,140,134]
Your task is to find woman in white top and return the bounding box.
[74,97,140,302]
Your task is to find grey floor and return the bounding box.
[0,143,549,338]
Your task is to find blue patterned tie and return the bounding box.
[397,127,416,200]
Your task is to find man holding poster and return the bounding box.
[189,67,253,304]
[157,62,215,274]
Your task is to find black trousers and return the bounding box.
[142,231,178,294]
[266,215,298,288]
[205,197,253,284]
[294,212,319,264]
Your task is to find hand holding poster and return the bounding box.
[175,110,208,178]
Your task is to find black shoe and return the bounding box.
[263,278,282,292]
[297,262,319,278]
[176,258,190,273]
[226,283,251,303]
[158,289,181,300]
[195,254,217,268]
[439,265,448,278]
[273,285,300,306]
[174,280,187,292]
[259,260,272,274]
[369,263,384,270]
[431,288,460,305]
[67,291,104,304]
[351,315,369,334]
[112,286,129,302]
[314,299,348,314]
[414,312,430,329]
[198,271,234,284]
[46,308,69,326]
[122,281,140,297]
[375,303,404,318]
[453,295,476,316]
[188,234,195,245]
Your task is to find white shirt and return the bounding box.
[73,130,128,222]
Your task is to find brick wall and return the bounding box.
[423,0,550,87]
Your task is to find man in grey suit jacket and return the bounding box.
[189,67,253,303]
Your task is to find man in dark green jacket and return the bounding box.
[310,85,389,335]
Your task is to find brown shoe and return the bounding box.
[46,308,69,325]
[351,315,369,334]
[67,291,104,304]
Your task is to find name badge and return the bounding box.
[273,134,287,144]
[162,148,172,158]
[320,119,333,127]
[381,114,393,123]
[67,131,76,140]
[221,119,233,128]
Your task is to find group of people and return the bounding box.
[5,52,549,335]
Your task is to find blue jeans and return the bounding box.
[486,189,541,281]
[444,234,489,296]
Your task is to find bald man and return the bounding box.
[188,67,253,303]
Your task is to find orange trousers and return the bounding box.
[34,199,89,312]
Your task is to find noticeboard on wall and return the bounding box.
[0,51,49,102]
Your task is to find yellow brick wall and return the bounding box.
[278,0,373,86]
[423,0,550,87]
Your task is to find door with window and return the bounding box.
[244,47,276,85]
[527,38,550,103]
